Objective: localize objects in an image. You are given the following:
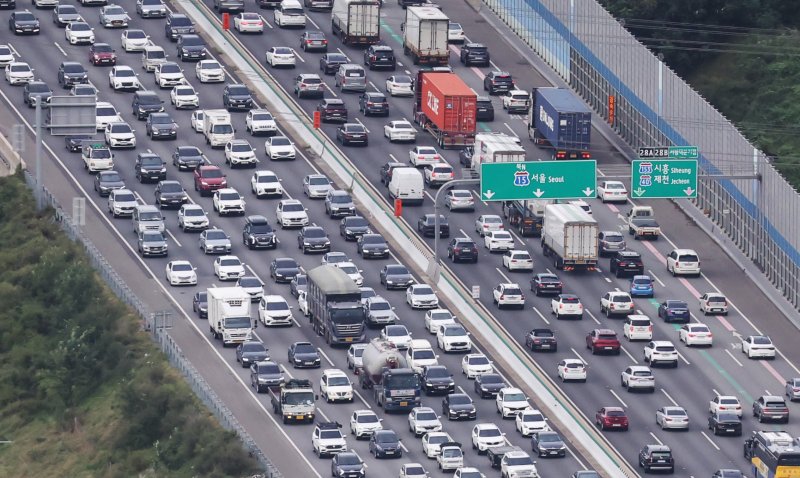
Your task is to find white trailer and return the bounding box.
[402,6,449,66]
[541,203,598,271]
[331,0,380,46]
[207,287,253,346]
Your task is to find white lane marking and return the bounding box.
[503,123,517,136]
[336,48,350,61]
[495,267,512,283]
[585,309,601,325]
[318,347,334,366]
[620,345,638,364]
[489,59,501,71]
[471,189,487,206]
[648,269,666,287]
[397,61,403,67]
[317,407,330,422]
[700,431,721,451]
[571,348,588,364]
[305,15,319,29]
[54,42,67,57]
[649,432,663,445]
[350,449,368,468]
[725,349,744,367]
[712,388,720,396]
[293,50,305,62]
[355,117,371,133]
[424,190,434,202]
[7,43,19,56]
[389,153,399,162]
[677,351,691,365]
[459,229,470,239]
[133,191,146,204]
[609,389,628,407]
[281,364,295,379]
[660,388,679,407]
[509,230,524,245]
[322,82,338,97]
[399,441,408,453]
[604,277,612,283]
[354,389,370,408]
[567,446,588,470]
[165,229,183,247]
[404,69,411,75]
[369,81,380,92]
[532,306,549,325]
[457,385,467,395]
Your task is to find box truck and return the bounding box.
[469,133,525,170]
[541,203,598,271]
[207,287,253,346]
[528,88,592,160]
[203,109,234,148]
[413,71,476,149]
[331,0,380,46]
[402,6,449,66]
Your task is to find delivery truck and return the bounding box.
[203,109,234,148]
[469,133,525,170]
[331,0,380,45]
[402,6,449,66]
[307,265,366,346]
[413,71,476,149]
[207,286,253,346]
[355,338,421,411]
[527,87,592,160]
[541,203,598,271]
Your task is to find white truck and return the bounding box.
[470,133,525,170]
[402,6,449,66]
[203,109,235,148]
[207,286,253,346]
[626,205,661,240]
[541,203,598,271]
[331,0,380,46]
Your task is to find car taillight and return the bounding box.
[306,39,313,43]
[500,295,505,300]
[559,304,563,309]
[581,152,591,159]
[555,151,567,159]
[648,325,653,331]
[688,333,695,337]
[367,102,374,106]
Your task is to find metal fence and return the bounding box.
[21,172,280,478]
[481,0,800,308]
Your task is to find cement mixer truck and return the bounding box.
[355,338,421,411]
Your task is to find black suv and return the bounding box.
[339,215,370,241]
[165,13,195,41]
[357,233,389,259]
[483,71,514,95]
[380,161,405,185]
[417,214,449,238]
[154,180,188,209]
[638,445,674,473]
[9,10,39,35]
[358,92,389,116]
[22,80,52,107]
[363,45,396,70]
[476,96,495,121]
[57,61,88,88]
[223,84,253,111]
[146,112,178,140]
[132,90,164,120]
[609,251,644,277]
[316,98,348,122]
[242,215,277,249]
[135,152,167,183]
[176,34,207,61]
[460,43,490,67]
[421,365,455,395]
[447,237,477,263]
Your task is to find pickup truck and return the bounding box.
[628,216,661,240]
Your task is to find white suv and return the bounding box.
[666,248,701,277]
[319,369,354,403]
[276,199,309,228]
[212,188,246,216]
[349,409,383,439]
[551,294,583,320]
[623,314,653,341]
[258,295,293,326]
[644,340,679,367]
[501,450,540,478]
[516,409,550,437]
[407,407,442,437]
[600,291,634,317]
[436,324,472,353]
[621,365,655,392]
[406,339,438,374]
[311,422,347,457]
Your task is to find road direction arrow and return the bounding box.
[582,187,594,197]
[483,190,495,200]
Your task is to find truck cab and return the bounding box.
[82,141,114,173]
[207,286,253,346]
[270,378,317,423]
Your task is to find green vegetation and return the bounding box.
[0,173,260,478]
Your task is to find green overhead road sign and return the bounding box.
[479,160,597,201]
[638,146,699,159]
[631,159,698,198]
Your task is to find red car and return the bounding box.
[193,165,227,196]
[586,329,621,355]
[595,407,629,431]
[89,43,117,66]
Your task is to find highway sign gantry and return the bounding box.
[631,159,698,198]
[480,160,597,201]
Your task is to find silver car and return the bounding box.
[786,378,800,401]
[199,228,232,254]
[99,5,130,28]
[656,406,689,430]
[303,174,332,199]
[346,344,366,370]
[364,296,397,326]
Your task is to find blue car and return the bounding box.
[658,300,690,323]
[629,275,654,298]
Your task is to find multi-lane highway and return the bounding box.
[3,0,800,477]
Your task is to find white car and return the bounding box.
[437,443,464,471]
[492,283,525,309]
[742,335,776,359]
[107,188,137,217]
[108,65,140,91]
[311,423,347,458]
[170,83,199,109]
[409,146,441,167]
[195,59,225,83]
[454,467,483,478]
[234,12,264,33]
[5,62,34,85]
[274,4,306,27]
[475,214,504,236]
[679,323,713,346]
[212,188,246,216]
[644,340,679,367]
[557,358,587,382]
[406,284,438,309]
[246,109,278,136]
[461,353,493,378]
[502,250,533,271]
[385,75,413,96]
[120,29,149,52]
[190,110,205,132]
[384,120,416,142]
[570,199,592,214]
[0,45,14,67]
[600,291,634,317]
[447,22,465,42]
[213,255,245,281]
[225,139,258,168]
[425,309,456,334]
[333,262,364,286]
[265,47,296,68]
[258,294,293,326]
[380,324,412,350]
[597,180,628,203]
[297,289,309,317]
[423,163,454,186]
[437,323,471,353]
[623,314,653,341]
[502,89,529,112]
[319,369,354,403]
[177,204,209,231]
[666,248,701,277]
[65,22,95,45]
[250,170,283,198]
[406,339,438,373]
[408,407,442,436]
[154,62,185,88]
[276,199,309,228]
[264,136,296,160]
[699,292,728,315]
[471,423,505,453]
[104,122,136,149]
[496,387,531,419]
[322,252,349,265]
[620,365,655,392]
[484,230,514,252]
[709,395,743,418]
[421,431,453,458]
[445,189,474,211]
[516,409,550,436]
[501,450,539,478]
[237,276,264,301]
[165,260,197,286]
[349,409,383,439]
[656,406,689,430]
[96,102,122,130]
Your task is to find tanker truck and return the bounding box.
[355,338,421,412]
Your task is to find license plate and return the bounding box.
[604,347,612,350]
[345,337,353,342]
[612,424,621,427]
[541,345,550,349]
[399,401,408,407]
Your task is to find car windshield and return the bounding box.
[282,203,304,213]
[561,297,580,304]
[201,169,223,178]
[331,194,352,203]
[414,286,434,295]
[219,192,240,201]
[201,62,221,69]
[444,326,466,336]
[127,30,146,39]
[92,149,111,159]
[606,182,625,190]
[604,233,624,242]
[294,343,315,353]
[328,376,349,386]
[753,336,772,344]
[506,456,534,466]
[363,236,383,244]
[206,230,227,240]
[148,50,166,59]
[105,6,125,14]
[533,330,554,337]
[160,183,182,193]
[175,86,194,95]
[427,435,448,444]
[228,85,249,95]
[633,371,652,377]
[387,266,408,275]
[171,17,191,26]
[413,349,435,359]
[249,224,272,234]
[376,433,397,444]
[370,301,390,311]
[97,107,117,117]
[259,363,280,374]
[271,137,291,146]
[152,116,173,125]
[346,217,368,227]
[667,301,687,309]
[231,143,252,152]
[266,301,288,311]
[160,64,181,74]
[59,5,78,13]
[481,374,503,384]
[598,333,617,340]
[295,276,307,285]
[632,278,651,285]
[449,395,471,405]
[10,64,30,73]
[178,147,201,156]
[94,44,114,53]
[469,356,490,365]
[239,277,261,287]
[416,411,437,421]
[252,112,273,121]
[505,392,526,401]
[538,433,561,442]
[612,295,631,303]
[219,258,240,267]
[274,259,297,268]
[356,414,378,423]
[523,412,544,422]
[336,454,360,466]
[720,398,739,405]
[503,287,522,295]
[392,75,411,84]
[385,326,407,337]
[320,430,341,439]
[677,254,699,262]
[717,413,738,421]
[182,36,203,46]
[110,124,131,133]
[339,265,357,274]
[62,64,84,74]
[426,368,449,378]
[479,427,501,437]
[241,342,264,352]
[102,173,121,182]
[115,193,135,202]
[274,47,293,55]
[442,448,461,458]
[70,24,92,32]
[142,232,163,241]
[304,228,325,238]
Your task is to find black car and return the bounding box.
[474,373,505,398]
[476,96,495,121]
[340,215,370,241]
[319,52,348,75]
[483,71,514,95]
[134,152,167,183]
[369,429,402,459]
[243,215,277,250]
[66,135,94,153]
[154,180,187,208]
[358,92,389,116]
[638,444,675,473]
[336,123,368,146]
[132,90,165,120]
[236,340,269,368]
[531,431,566,458]
[176,34,207,61]
[250,360,284,392]
[331,452,365,478]
[609,250,643,277]
[442,393,476,420]
[417,214,449,238]
[298,226,331,254]
[270,257,300,283]
[290,274,307,298]
[447,237,478,263]
[146,112,178,140]
[317,98,348,122]
[223,83,253,111]
[57,61,88,88]
[288,341,321,368]
[22,80,52,107]
[380,264,414,290]
[93,170,125,196]
[525,328,557,352]
[165,12,195,41]
[172,146,205,170]
[363,44,396,70]
[379,161,406,185]
[460,42,490,66]
[357,233,389,259]
[192,291,208,318]
[300,30,328,52]
[9,10,39,35]
[531,273,562,295]
[658,300,690,323]
[708,412,742,436]
[421,364,454,395]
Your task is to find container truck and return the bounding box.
[331,0,380,46]
[469,133,525,170]
[355,338,421,411]
[269,378,317,423]
[207,287,253,346]
[307,265,366,346]
[541,203,598,271]
[402,6,449,66]
[528,87,592,160]
[203,109,234,148]
[413,71,476,149]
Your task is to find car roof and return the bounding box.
[595,328,616,334]
[672,248,698,254]
[629,365,652,372]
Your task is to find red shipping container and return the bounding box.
[419,73,476,134]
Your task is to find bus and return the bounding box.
[744,431,800,478]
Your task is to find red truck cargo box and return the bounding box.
[419,73,476,134]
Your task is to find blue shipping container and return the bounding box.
[532,88,591,151]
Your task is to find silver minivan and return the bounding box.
[132,205,165,234]
[334,64,367,92]
[141,45,167,72]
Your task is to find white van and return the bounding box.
[388,167,424,205]
[274,0,306,28]
[132,205,165,234]
[141,45,168,72]
[666,248,700,277]
[406,339,438,373]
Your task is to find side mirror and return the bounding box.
[314,394,319,400]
